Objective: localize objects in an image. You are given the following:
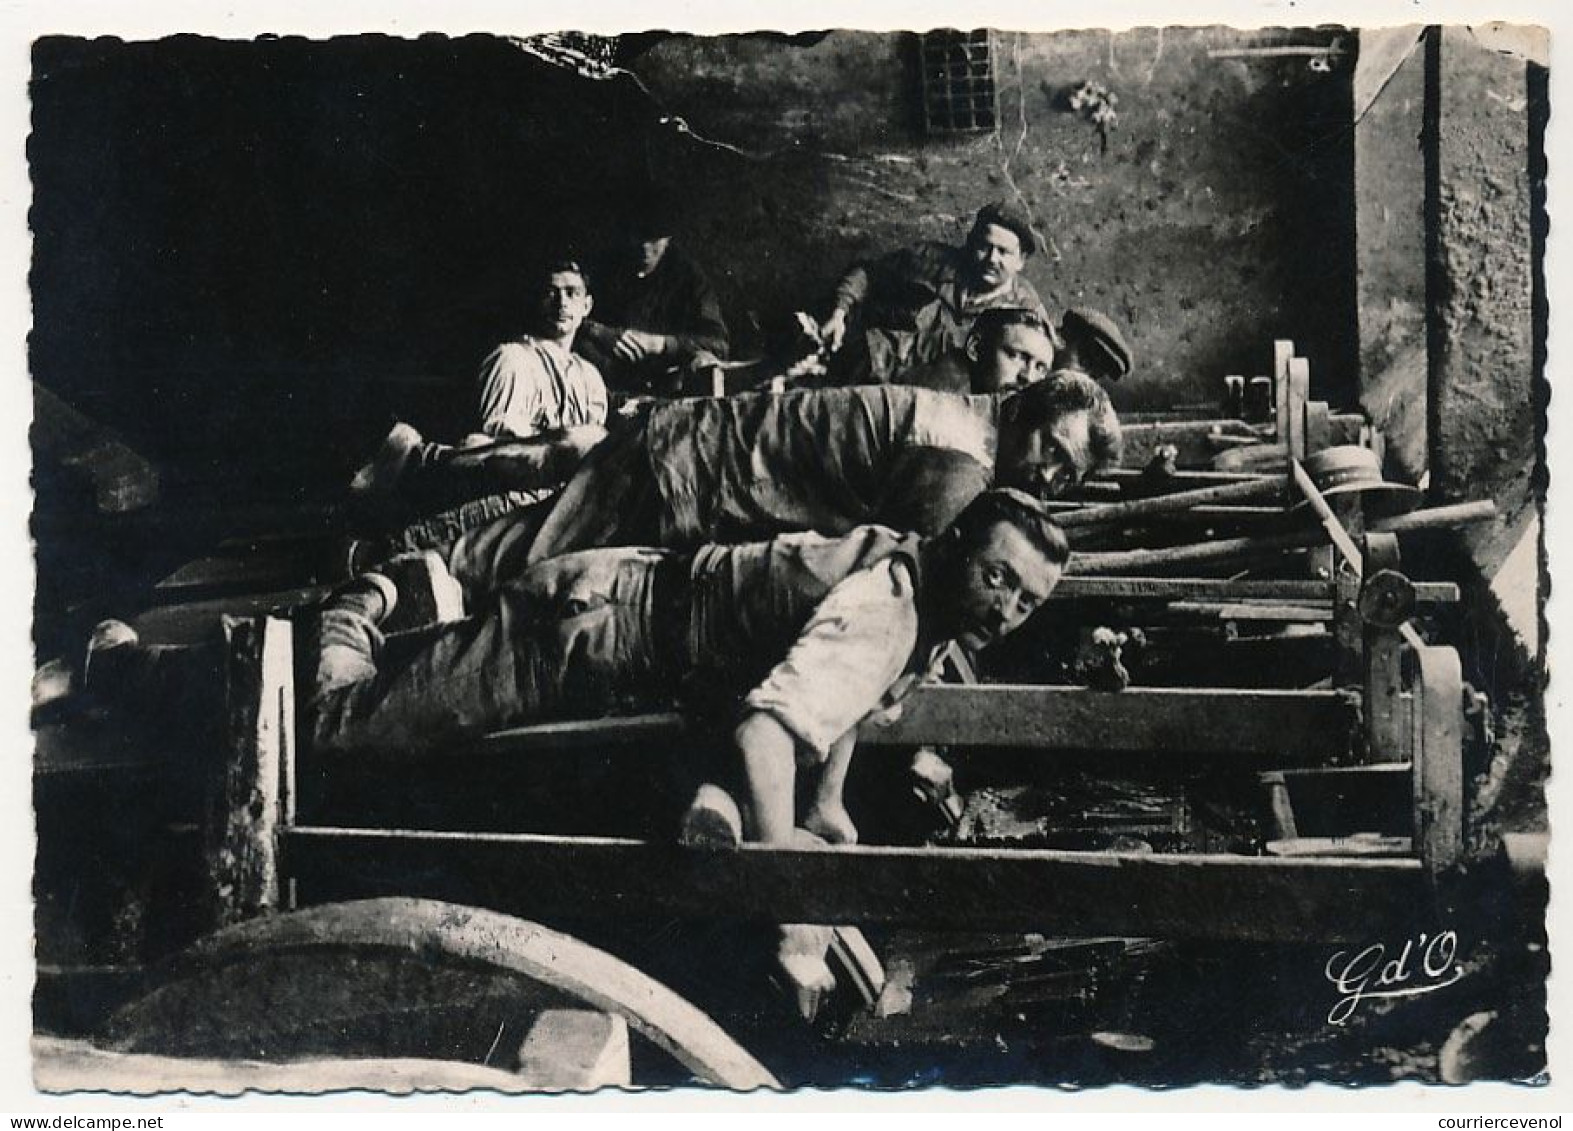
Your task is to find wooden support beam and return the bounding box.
[1092,469,1270,485]
[1361,531,1409,765]
[1412,645,1465,871]
[202,616,293,932]
[1286,358,1311,461]
[1050,577,1458,603]
[466,688,1359,762]
[1373,500,1496,534]
[1258,771,1299,839]
[857,684,1360,760]
[1273,340,1295,446]
[1054,477,1287,528]
[1162,601,1331,622]
[1364,636,1409,764]
[1306,400,1332,453]
[283,828,1429,943]
[32,381,160,514]
[481,712,689,752]
[1069,500,1495,574]
[1116,420,1269,469]
[1330,495,1367,686]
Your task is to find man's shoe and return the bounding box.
[31,659,75,717]
[677,784,744,849]
[82,619,140,691]
[349,422,423,495]
[827,926,887,1010]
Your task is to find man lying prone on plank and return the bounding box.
[309,490,1066,848]
[355,376,1117,603]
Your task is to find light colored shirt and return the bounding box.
[743,555,924,762]
[476,337,608,439]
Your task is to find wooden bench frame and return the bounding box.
[193,341,1467,948]
[201,557,1466,947]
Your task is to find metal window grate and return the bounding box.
[920,30,998,133]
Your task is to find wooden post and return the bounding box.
[1305,400,1332,454]
[1361,534,1407,765]
[32,381,161,514]
[1068,500,1495,575]
[1412,644,1465,873]
[1258,772,1299,839]
[202,616,293,931]
[1273,340,1295,446]
[1331,496,1366,688]
[1054,476,1288,528]
[1286,357,1311,463]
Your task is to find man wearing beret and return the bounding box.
[817,201,1054,385]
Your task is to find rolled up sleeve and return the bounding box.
[477,345,536,437]
[742,558,920,763]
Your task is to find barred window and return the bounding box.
[920,30,998,133]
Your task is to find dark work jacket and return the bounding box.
[526,385,998,564]
[576,242,730,392]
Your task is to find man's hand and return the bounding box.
[612,328,671,363]
[818,307,850,354]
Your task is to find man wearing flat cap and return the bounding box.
[817,200,1053,385]
[1052,306,1133,385]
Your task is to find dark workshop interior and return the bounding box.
[27,27,1549,1092]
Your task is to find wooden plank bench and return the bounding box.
[197,589,1466,948]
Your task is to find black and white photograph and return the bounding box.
[13,3,1560,1107]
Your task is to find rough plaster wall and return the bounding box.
[1430,27,1539,581]
[1353,32,1428,483]
[632,28,1358,412]
[29,31,1360,498]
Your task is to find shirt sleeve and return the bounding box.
[476,344,539,438]
[879,447,992,534]
[576,359,610,427]
[836,243,948,315]
[832,264,872,314]
[742,558,921,763]
[576,319,617,353]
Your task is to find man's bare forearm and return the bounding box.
[733,711,800,844]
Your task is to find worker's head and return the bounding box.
[1056,307,1133,383]
[965,201,1035,292]
[965,308,1057,393]
[622,193,676,277]
[996,372,1122,498]
[532,259,595,343]
[927,488,1068,652]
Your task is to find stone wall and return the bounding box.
[1353,28,1428,483]
[1429,26,1542,576]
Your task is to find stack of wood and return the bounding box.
[1047,467,1494,579]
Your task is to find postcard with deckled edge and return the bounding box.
[8,1,1564,1112]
